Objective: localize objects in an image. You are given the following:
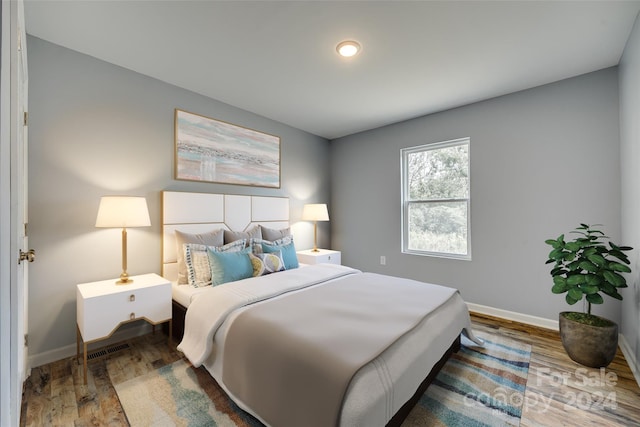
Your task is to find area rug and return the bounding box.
[114,359,262,427]
[403,332,531,426]
[114,332,530,426]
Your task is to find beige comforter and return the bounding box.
[178,264,473,426]
[221,271,459,427]
[178,264,358,366]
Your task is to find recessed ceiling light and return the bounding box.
[336,41,361,58]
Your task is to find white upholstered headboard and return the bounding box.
[162,191,290,281]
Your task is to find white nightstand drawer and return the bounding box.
[79,285,170,341]
[76,273,172,384]
[77,273,171,342]
[297,249,341,265]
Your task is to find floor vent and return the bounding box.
[87,342,131,360]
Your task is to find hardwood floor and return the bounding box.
[21,314,640,426]
[471,314,640,427]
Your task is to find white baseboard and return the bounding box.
[28,323,154,369]
[467,302,640,387]
[618,334,640,388]
[466,302,560,331]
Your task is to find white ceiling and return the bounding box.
[24,1,640,140]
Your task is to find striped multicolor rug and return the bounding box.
[115,332,530,426]
[403,332,531,426]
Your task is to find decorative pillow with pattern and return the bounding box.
[249,251,285,277]
[184,239,246,287]
[253,236,299,270]
[175,228,224,285]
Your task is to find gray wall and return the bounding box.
[620,11,640,379]
[27,36,331,361]
[331,67,622,324]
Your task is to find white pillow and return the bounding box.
[175,229,224,285]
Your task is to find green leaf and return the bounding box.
[567,260,582,271]
[602,288,623,300]
[548,248,564,261]
[565,242,581,252]
[609,250,630,264]
[553,276,566,285]
[603,270,626,287]
[585,275,602,286]
[568,287,583,300]
[551,282,567,294]
[567,274,586,285]
[579,260,598,272]
[609,262,631,273]
[586,293,604,304]
[545,239,561,248]
[580,239,597,247]
[566,293,580,305]
[552,276,567,293]
[587,254,607,267]
[581,285,599,295]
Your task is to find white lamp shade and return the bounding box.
[95,196,151,228]
[301,203,329,221]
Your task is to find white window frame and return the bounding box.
[401,137,471,260]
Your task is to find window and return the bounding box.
[401,137,470,259]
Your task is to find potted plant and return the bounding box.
[545,224,633,368]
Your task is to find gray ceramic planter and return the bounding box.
[559,311,618,368]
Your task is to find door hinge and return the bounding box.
[23,111,28,126]
[24,334,28,347]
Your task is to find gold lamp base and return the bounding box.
[115,228,133,285]
[116,273,133,285]
[311,221,320,252]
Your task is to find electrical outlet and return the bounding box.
[380,255,386,265]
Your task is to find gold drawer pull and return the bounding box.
[130,312,135,320]
[129,294,135,302]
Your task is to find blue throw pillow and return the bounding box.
[207,247,253,286]
[262,238,299,270]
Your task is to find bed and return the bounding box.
[161,191,480,427]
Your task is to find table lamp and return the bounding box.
[95,196,151,284]
[301,203,329,252]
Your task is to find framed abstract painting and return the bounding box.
[174,109,281,188]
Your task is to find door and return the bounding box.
[15,0,30,390]
[0,0,30,424]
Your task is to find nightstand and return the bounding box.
[76,273,172,384]
[296,249,341,265]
